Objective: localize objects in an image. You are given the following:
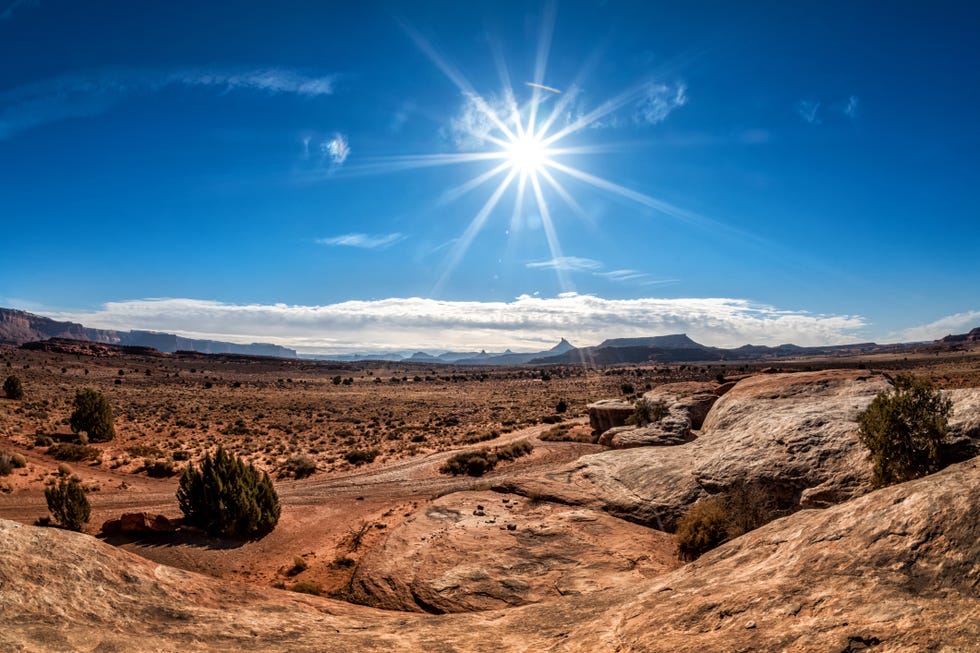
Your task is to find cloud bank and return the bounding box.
[897,310,980,342]
[45,294,868,354]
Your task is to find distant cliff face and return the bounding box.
[0,308,296,358]
[0,308,121,345]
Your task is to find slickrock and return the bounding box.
[344,490,679,613]
[2,458,978,652]
[508,371,975,526]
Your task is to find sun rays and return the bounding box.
[344,11,719,295]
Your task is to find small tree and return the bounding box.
[3,375,23,400]
[45,476,91,531]
[177,446,280,538]
[858,374,952,487]
[69,388,115,442]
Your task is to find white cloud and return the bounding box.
[526,256,602,271]
[896,310,980,342]
[44,294,869,354]
[595,269,647,282]
[0,67,335,139]
[634,82,687,125]
[796,100,821,124]
[447,92,511,149]
[843,95,859,118]
[322,133,350,166]
[316,233,404,249]
[171,69,335,96]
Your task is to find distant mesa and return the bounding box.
[3,305,977,366]
[940,327,980,344]
[0,308,296,358]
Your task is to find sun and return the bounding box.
[359,18,714,294]
[505,132,551,175]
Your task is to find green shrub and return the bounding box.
[286,454,317,479]
[45,476,90,531]
[34,435,54,447]
[555,399,568,413]
[143,459,177,477]
[177,446,280,539]
[441,450,495,476]
[858,374,953,488]
[69,388,115,442]
[3,375,23,400]
[10,453,26,468]
[344,449,379,466]
[440,441,533,477]
[625,399,669,427]
[540,423,593,443]
[47,443,101,462]
[494,440,533,461]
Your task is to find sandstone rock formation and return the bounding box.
[597,382,718,448]
[507,370,972,527]
[2,457,978,652]
[101,512,180,535]
[587,399,634,434]
[344,490,679,613]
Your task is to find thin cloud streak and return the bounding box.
[634,81,687,125]
[44,295,869,354]
[526,256,602,271]
[0,67,336,138]
[796,100,820,124]
[316,233,404,249]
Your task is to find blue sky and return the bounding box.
[1,0,978,353]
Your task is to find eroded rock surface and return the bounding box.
[598,382,719,448]
[345,490,679,613]
[508,370,970,526]
[2,458,979,652]
[587,399,634,434]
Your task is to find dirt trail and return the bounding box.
[0,419,599,590]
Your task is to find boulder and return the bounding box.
[587,399,634,434]
[942,387,980,464]
[597,382,718,448]
[345,490,679,613]
[101,512,179,535]
[604,424,690,448]
[642,382,719,429]
[695,369,892,507]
